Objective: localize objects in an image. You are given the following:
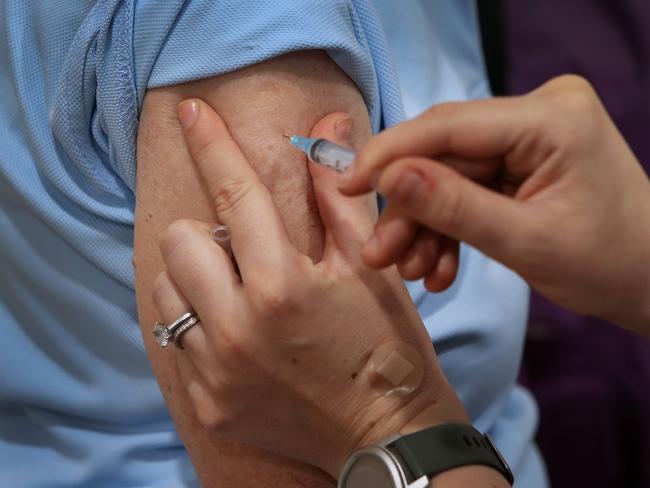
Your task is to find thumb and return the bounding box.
[375,157,531,264]
[307,113,377,260]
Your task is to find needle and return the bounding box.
[286,135,356,172]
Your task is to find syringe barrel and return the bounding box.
[309,139,356,172]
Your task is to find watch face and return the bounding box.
[344,453,400,488]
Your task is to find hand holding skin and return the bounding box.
[152,100,467,479]
[341,75,650,336]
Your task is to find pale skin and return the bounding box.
[153,99,509,488]
[135,51,504,487]
[343,75,650,338]
[150,74,650,487]
[134,51,374,487]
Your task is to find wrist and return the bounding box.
[336,384,468,476]
[398,391,469,436]
[362,386,467,442]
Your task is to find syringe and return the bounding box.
[287,135,356,172]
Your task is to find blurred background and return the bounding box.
[477,2,650,487]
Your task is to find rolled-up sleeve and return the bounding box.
[136,1,379,116]
[51,0,404,198]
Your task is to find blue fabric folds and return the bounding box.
[50,0,404,198]
[0,0,545,486]
[0,1,405,486]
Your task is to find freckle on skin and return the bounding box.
[351,372,358,380]
[291,357,298,365]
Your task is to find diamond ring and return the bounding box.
[152,312,199,349]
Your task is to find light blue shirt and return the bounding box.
[375,2,547,487]
[0,1,545,486]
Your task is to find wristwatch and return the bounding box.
[338,423,514,488]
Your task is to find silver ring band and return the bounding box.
[172,315,200,349]
[153,311,198,348]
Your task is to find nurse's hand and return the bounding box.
[341,75,650,335]
[152,100,467,479]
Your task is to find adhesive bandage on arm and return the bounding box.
[365,341,425,397]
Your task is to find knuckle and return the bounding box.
[437,180,466,234]
[198,407,233,434]
[195,408,219,430]
[208,406,242,436]
[192,397,222,430]
[547,74,595,94]
[212,178,256,219]
[548,75,600,117]
[258,284,292,313]
[249,276,297,316]
[532,75,604,149]
[563,87,599,117]
[423,101,460,121]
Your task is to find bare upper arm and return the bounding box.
[133,50,371,487]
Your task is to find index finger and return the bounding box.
[340,96,531,195]
[177,98,296,277]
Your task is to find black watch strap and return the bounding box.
[389,423,514,485]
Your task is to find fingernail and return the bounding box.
[386,171,424,207]
[334,117,353,144]
[177,100,199,129]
